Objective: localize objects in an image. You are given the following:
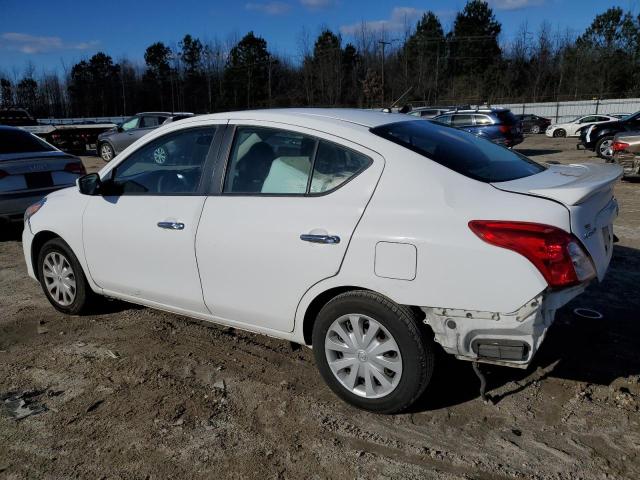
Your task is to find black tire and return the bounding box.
[596,136,614,160]
[99,142,115,162]
[37,237,96,315]
[312,290,434,414]
[553,128,566,138]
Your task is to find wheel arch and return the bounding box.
[300,285,427,345]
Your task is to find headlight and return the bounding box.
[24,197,47,224]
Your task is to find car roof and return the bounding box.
[136,111,194,116]
[194,108,414,129]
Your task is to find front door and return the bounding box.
[195,123,384,332]
[83,125,221,313]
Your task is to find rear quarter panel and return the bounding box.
[296,144,570,331]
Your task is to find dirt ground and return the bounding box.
[1,135,639,480]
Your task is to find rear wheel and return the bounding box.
[553,128,566,138]
[312,291,434,413]
[37,238,96,315]
[99,142,115,162]
[530,125,541,134]
[596,136,614,161]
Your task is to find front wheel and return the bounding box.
[312,291,434,413]
[553,128,566,138]
[37,238,96,315]
[99,142,115,162]
[596,136,614,160]
[530,125,541,134]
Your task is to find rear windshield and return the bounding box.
[0,129,56,155]
[371,120,545,183]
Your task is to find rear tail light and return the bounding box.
[498,125,511,134]
[468,220,596,288]
[0,169,7,180]
[64,162,86,175]
[612,141,630,152]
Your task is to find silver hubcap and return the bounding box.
[600,140,613,157]
[531,126,540,133]
[101,144,112,161]
[325,314,403,399]
[153,147,167,164]
[42,252,76,307]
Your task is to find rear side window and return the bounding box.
[223,126,371,195]
[0,129,55,154]
[371,120,545,183]
[451,115,472,127]
[474,115,492,125]
[311,141,371,193]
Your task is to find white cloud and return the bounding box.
[0,32,98,54]
[340,7,423,35]
[245,1,291,15]
[300,0,334,8]
[486,0,544,10]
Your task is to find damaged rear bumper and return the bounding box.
[421,284,587,368]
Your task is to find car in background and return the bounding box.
[0,108,38,127]
[97,111,194,162]
[611,131,640,178]
[545,114,618,138]
[610,113,632,119]
[432,108,524,147]
[515,114,551,134]
[0,125,85,224]
[580,112,640,160]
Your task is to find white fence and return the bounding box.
[493,98,640,123]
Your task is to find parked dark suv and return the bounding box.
[579,111,640,160]
[432,108,524,147]
[515,114,551,134]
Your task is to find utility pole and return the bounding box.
[379,40,391,106]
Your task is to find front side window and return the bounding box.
[371,120,545,183]
[108,127,216,195]
[223,126,371,195]
[121,117,139,131]
[580,116,596,123]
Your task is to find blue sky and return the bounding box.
[0,0,636,74]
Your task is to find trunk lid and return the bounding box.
[492,163,623,281]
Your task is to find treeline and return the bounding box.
[1,1,639,118]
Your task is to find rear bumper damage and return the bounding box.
[421,283,587,368]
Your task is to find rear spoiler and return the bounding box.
[493,163,623,206]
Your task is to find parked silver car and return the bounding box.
[0,126,86,223]
[97,112,193,162]
[612,131,640,178]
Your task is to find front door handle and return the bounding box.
[157,221,185,230]
[300,234,340,244]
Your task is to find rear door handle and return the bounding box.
[300,234,340,244]
[157,221,185,230]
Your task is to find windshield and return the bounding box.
[0,128,56,155]
[371,120,545,183]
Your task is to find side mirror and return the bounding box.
[77,173,101,196]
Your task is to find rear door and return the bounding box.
[195,122,384,332]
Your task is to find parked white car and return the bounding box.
[545,114,619,138]
[22,109,621,413]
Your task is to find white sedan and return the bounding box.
[545,114,618,137]
[22,109,621,413]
